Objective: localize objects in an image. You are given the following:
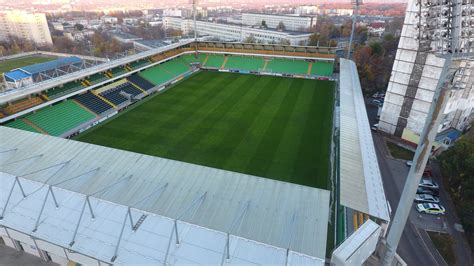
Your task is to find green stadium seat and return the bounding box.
[181,54,206,65]
[25,101,95,136]
[5,119,39,133]
[88,73,108,85]
[310,61,334,76]
[139,65,175,86]
[160,58,190,76]
[46,81,84,100]
[267,58,310,75]
[129,59,150,70]
[203,54,225,68]
[225,56,264,72]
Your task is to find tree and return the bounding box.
[279,39,291,45]
[277,21,286,31]
[243,35,256,44]
[439,136,474,241]
[74,23,84,31]
[261,20,267,29]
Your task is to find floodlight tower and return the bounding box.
[380,0,473,264]
[347,0,363,59]
[192,0,198,57]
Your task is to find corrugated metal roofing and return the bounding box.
[20,56,82,75]
[4,69,31,81]
[339,59,390,221]
[0,172,325,265]
[0,126,330,259]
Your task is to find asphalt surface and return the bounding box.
[366,103,473,265]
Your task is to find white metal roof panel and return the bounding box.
[0,172,325,265]
[0,126,330,259]
[339,59,390,221]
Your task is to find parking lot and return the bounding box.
[367,100,473,265]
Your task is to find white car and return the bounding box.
[416,203,445,215]
[419,178,439,190]
[406,160,413,167]
[371,124,379,131]
[414,194,440,204]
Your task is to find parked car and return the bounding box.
[414,194,440,204]
[406,160,413,167]
[371,124,379,131]
[419,178,439,190]
[417,187,439,196]
[369,98,383,106]
[416,203,445,215]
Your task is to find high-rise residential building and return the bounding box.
[377,0,473,141]
[0,10,53,46]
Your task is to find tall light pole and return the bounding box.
[347,0,362,59]
[380,0,472,264]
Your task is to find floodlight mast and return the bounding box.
[193,0,198,41]
[380,0,472,264]
[347,0,362,59]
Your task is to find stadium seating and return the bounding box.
[127,74,155,91]
[100,82,142,105]
[139,65,174,86]
[5,119,39,133]
[225,56,264,72]
[266,58,310,75]
[310,61,334,76]
[25,100,95,136]
[74,91,113,114]
[88,73,108,85]
[3,97,43,115]
[181,54,206,65]
[203,54,225,68]
[46,80,84,100]
[160,58,190,76]
[110,66,128,77]
[129,59,150,70]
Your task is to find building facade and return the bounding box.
[163,17,311,45]
[241,13,316,31]
[378,0,474,139]
[0,10,53,46]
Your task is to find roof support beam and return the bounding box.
[69,196,94,247]
[0,176,26,219]
[220,201,250,265]
[163,192,207,265]
[111,208,129,262]
[33,185,59,232]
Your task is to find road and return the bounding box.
[366,103,473,265]
[366,104,445,265]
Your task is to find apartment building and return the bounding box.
[241,13,316,31]
[0,10,53,46]
[163,17,312,45]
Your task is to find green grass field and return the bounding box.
[76,71,335,188]
[0,56,56,75]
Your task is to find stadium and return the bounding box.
[0,41,389,265]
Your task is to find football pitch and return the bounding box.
[76,71,335,188]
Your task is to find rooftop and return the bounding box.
[19,56,82,75]
[0,126,331,259]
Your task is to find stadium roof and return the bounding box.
[339,59,390,221]
[0,172,324,265]
[0,126,330,260]
[4,69,31,81]
[20,56,82,75]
